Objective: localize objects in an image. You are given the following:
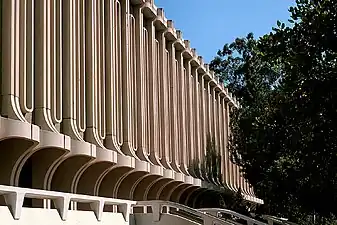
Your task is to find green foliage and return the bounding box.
[209,33,281,107]
[211,0,337,222]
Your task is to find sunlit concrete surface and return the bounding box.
[0,1,262,224]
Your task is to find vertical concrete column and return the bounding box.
[205,81,211,141]
[185,59,194,169]
[176,49,188,174]
[192,67,201,164]
[129,6,138,155]
[133,5,147,160]
[145,18,160,165]
[232,163,238,192]
[233,166,242,192]
[85,0,106,148]
[223,99,233,190]
[220,97,227,187]
[1,0,35,121]
[114,0,124,149]
[244,178,249,195]
[143,21,150,157]
[161,38,172,169]
[249,186,254,196]
[199,75,206,158]
[105,0,123,153]
[157,30,170,167]
[98,0,106,146]
[240,170,246,193]
[51,0,63,131]
[209,84,214,139]
[35,0,62,132]
[218,92,225,184]
[20,0,35,122]
[234,164,239,191]
[213,90,219,149]
[34,0,48,127]
[209,86,215,140]
[120,0,135,156]
[1,0,22,120]
[62,0,86,141]
[214,89,221,183]
[226,102,238,191]
[167,41,179,172]
[247,186,252,196]
[155,36,163,161]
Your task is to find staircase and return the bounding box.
[0,185,295,225]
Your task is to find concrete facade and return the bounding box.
[0,0,262,210]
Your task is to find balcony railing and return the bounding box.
[0,185,135,222]
[199,208,267,225]
[134,200,233,225]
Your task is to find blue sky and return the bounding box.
[155,0,295,63]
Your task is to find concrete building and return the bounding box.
[0,0,263,224]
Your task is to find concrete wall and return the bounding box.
[0,0,260,206]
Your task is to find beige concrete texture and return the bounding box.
[0,185,253,225]
[0,0,259,209]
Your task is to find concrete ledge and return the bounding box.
[0,117,39,142]
[0,185,135,222]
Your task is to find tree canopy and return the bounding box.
[210,0,337,222]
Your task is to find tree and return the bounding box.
[211,0,337,222]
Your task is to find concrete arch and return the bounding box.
[98,166,134,198]
[18,147,68,189]
[157,180,182,201]
[75,157,116,211]
[193,189,210,208]
[116,170,149,200]
[45,140,101,193]
[73,147,117,194]
[14,131,71,188]
[145,177,173,200]
[169,183,192,202]
[131,174,162,200]
[177,185,198,205]
[49,154,94,193]
[75,161,115,196]
[0,138,38,186]
[0,119,40,186]
[185,187,206,208]
[96,154,144,198]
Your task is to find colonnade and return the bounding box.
[0,0,263,207]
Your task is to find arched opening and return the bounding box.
[19,156,33,207]
[132,175,160,201]
[0,139,36,186]
[116,171,148,200]
[170,183,190,202]
[186,188,204,208]
[50,155,92,193]
[158,181,181,200]
[18,156,33,188]
[17,148,67,207]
